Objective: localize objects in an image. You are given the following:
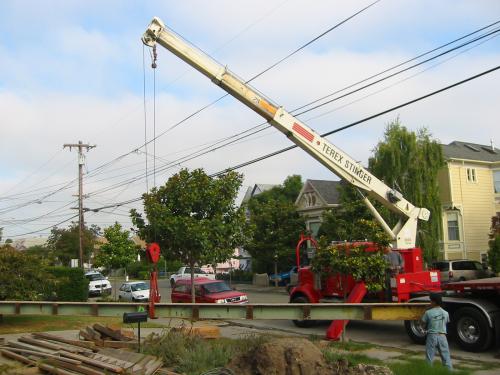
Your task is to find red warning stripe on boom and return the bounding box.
[292,123,314,142]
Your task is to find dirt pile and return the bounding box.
[228,337,331,375]
[227,337,392,375]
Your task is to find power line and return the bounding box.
[86,63,500,210]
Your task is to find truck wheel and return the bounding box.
[404,320,426,345]
[170,279,175,288]
[291,295,316,328]
[454,307,493,352]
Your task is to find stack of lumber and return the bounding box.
[0,332,164,375]
[78,323,136,349]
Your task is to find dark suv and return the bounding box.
[432,260,495,283]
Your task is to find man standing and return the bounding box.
[421,293,453,370]
[383,246,404,301]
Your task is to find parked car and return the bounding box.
[270,266,298,286]
[171,278,248,304]
[170,266,216,287]
[85,271,112,297]
[431,260,495,283]
[118,281,150,302]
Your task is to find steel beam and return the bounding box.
[0,302,427,321]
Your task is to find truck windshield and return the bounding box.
[203,282,232,293]
[86,274,105,281]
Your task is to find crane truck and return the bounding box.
[142,17,500,352]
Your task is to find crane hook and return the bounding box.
[151,44,158,69]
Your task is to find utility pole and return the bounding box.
[64,141,96,269]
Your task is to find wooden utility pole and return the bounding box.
[64,141,95,269]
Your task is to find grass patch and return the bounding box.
[327,340,376,352]
[389,359,471,375]
[323,350,383,367]
[0,315,167,334]
[142,330,268,375]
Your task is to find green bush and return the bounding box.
[216,269,253,283]
[138,271,150,280]
[46,267,88,301]
[127,261,150,278]
[0,246,53,300]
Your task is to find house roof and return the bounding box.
[241,183,277,203]
[442,141,500,163]
[306,179,341,205]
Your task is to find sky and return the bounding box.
[1,0,499,240]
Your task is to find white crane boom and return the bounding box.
[142,17,430,249]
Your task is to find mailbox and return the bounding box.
[123,311,148,324]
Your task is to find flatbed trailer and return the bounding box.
[405,277,500,352]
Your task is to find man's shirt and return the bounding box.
[384,251,404,268]
[422,306,450,334]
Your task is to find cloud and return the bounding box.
[1,0,499,238]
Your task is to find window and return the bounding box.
[432,262,449,271]
[309,221,321,237]
[447,212,460,241]
[494,170,500,193]
[466,168,477,183]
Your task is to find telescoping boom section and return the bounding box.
[142,17,430,249]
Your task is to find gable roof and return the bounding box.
[442,141,500,163]
[305,179,341,205]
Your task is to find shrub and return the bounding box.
[0,246,53,300]
[46,267,88,301]
[216,269,253,283]
[127,261,150,278]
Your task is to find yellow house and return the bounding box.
[438,141,500,262]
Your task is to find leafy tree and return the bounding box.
[369,120,444,262]
[25,244,56,264]
[5,238,13,244]
[318,183,385,242]
[0,245,54,300]
[46,223,100,266]
[245,175,306,273]
[131,168,249,302]
[488,213,500,274]
[94,222,138,275]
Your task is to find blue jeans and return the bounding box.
[426,333,453,370]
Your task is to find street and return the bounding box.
[107,277,499,363]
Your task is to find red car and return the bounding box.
[171,278,248,304]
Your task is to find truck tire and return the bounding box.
[453,307,493,352]
[291,295,316,328]
[170,279,176,288]
[404,320,426,345]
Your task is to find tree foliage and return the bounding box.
[244,175,306,273]
[318,183,387,243]
[488,213,500,273]
[312,228,389,292]
[94,222,138,272]
[368,120,444,262]
[131,168,248,302]
[46,223,100,266]
[0,245,54,300]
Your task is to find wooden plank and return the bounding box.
[38,362,79,375]
[93,324,132,341]
[144,359,164,375]
[6,341,56,354]
[0,347,82,364]
[58,351,124,373]
[101,340,137,349]
[0,348,36,365]
[32,333,95,352]
[46,358,107,375]
[19,336,82,353]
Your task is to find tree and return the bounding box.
[131,168,249,302]
[245,175,306,273]
[318,183,385,242]
[94,222,138,275]
[488,213,500,274]
[0,245,54,300]
[46,223,100,266]
[369,120,444,262]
